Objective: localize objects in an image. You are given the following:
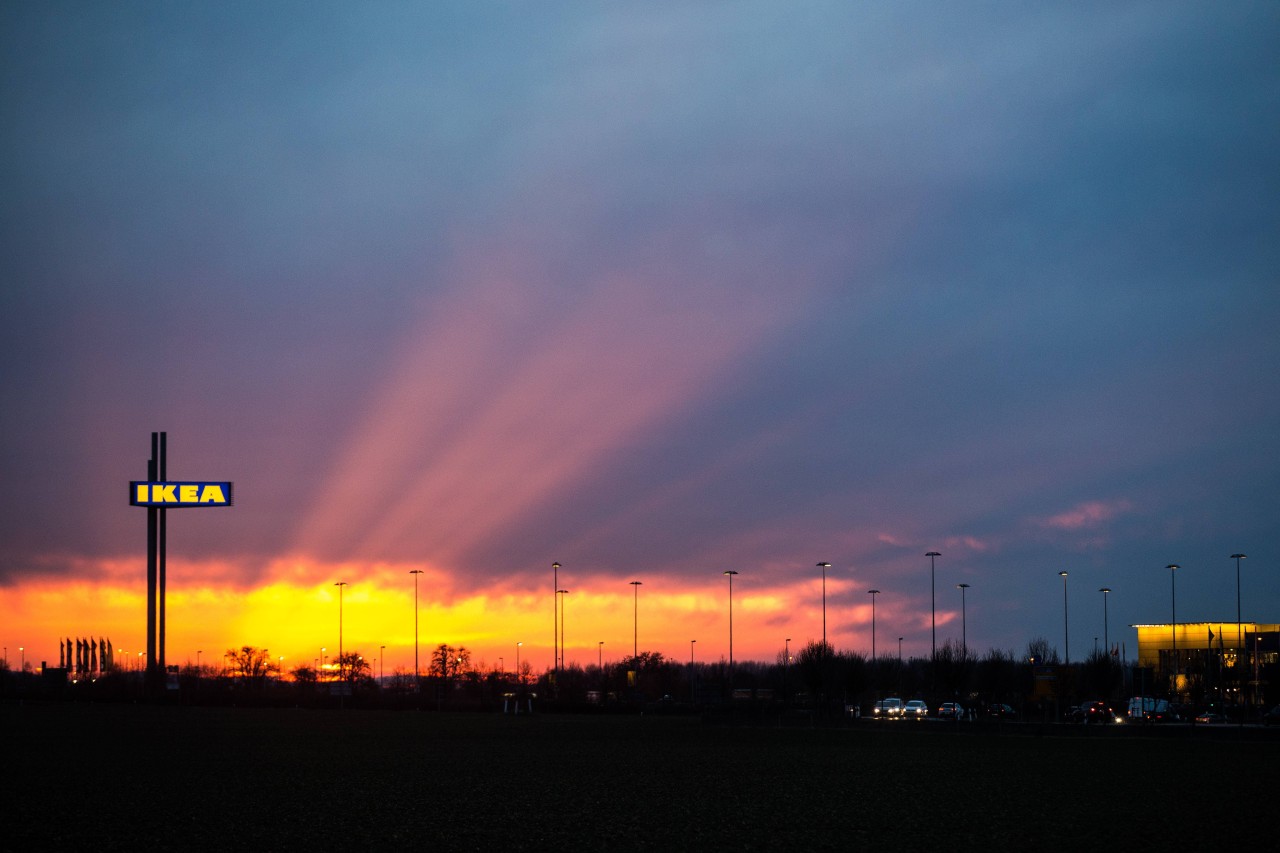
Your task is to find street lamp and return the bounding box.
[1166,564,1179,696]
[321,647,326,679]
[379,645,385,684]
[552,562,561,683]
[1099,588,1112,655]
[1231,553,1247,654]
[19,647,24,672]
[197,650,202,672]
[516,642,522,683]
[690,639,696,703]
[598,641,603,670]
[557,590,569,672]
[1058,571,1069,665]
[815,562,831,647]
[867,590,880,660]
[926,552,941,662]
[898,637,903,665]
[629,581,643,664]
[334,581,348,679]
[956,583,970,658]
[1231,553,1247,726]
[410,569,424,683]
[724,571,739,672]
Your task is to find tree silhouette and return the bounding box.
[224,646,278,686]
[429,644,471,680]
[333,651,372,685]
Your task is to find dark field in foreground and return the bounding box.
[5,703,1274,851]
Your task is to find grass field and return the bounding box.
[5,702,1274,850]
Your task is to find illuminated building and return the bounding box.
[1130,621,1277,705]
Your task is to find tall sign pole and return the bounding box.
[131,432,233,690]
[145,433,160,684]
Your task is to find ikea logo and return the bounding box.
[130,481,233,507]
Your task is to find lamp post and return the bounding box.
[926,552,941,662]
[724,571,739,673]
[1099,587,1112,655]
[867,590,880,660]
[598,641,603,669]
[1231,552,1247,654]
[629,581,642,664]
[20,647,24,672]
[321,647,326,679]
[690,639,696,703]
[898,637,903,665]
[410,569,424,684]
[379,645,385,684]
[516,642,522,684]
[1166,564,1179,696]
[197,649,202,672]
[956,583,970,659]
[278,655,284,681]
[1231,553,1246,726]
[1058,571,1069,665]
[552,562,561,684]
[557,590,569,672]
[334,581,348,680]
[816,562,831,647]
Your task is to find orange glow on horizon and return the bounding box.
[1,555,959,673]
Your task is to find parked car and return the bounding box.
[904,699,929,719]
[987,703,1016,719]
[1081,700,1119,724]
[1263,705,1280,726]
[938,702,965,720]
[872,697,904,719]
[1194,711,1226,724]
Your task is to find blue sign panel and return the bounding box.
[130,481,234,507]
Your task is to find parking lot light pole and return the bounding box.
[1058,572,1069,665]
[1166,564,1179,697]
[926,552,941,662]
[868,590,880,660]
[1099,587,1111,655]
[724,571,739,672]
[956,583,970,658]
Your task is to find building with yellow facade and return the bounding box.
[1130,621,1277,705]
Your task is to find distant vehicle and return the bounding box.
[1127,697,1173,723]
[1194,711,1226,725]
[938,702,965,720]
[873,697,904,719]
[904,699,929,719]
[1081,701,1120,724]
[987,703,1016,719]
[1263,706,1280,727]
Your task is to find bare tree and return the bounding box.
[224,646,278,686]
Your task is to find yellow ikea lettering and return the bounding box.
[199,484,226,503]
[136,484,148,503]
[180,485,199,502]
[154,484,176,502]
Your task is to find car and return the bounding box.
[1080,700,1119,724]
[938,702,965,720]
[904,699,929,719]
[987,703,1016,719]
[872,697,904,719]
[1194,711,1226,725]
[1263,706,1280,726]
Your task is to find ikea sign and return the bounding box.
[130,481,233,507]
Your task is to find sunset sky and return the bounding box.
[3,2,1278,675]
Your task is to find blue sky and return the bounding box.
[2,2,1277,665]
